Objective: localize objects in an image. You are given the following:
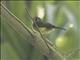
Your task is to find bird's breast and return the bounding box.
[39,27,55,34]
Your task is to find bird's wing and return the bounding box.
[44,22,56,29]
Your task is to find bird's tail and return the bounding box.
[55,26,66,30]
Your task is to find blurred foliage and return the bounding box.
[1,1,80,60]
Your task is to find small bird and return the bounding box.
[32,17,65,34]
[25,8,65,34]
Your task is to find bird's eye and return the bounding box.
[33,17,41,22]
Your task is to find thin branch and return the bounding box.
[25,7,51,51]
[25,8,33,21]
[66,48,80,58]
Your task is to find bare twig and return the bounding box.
[25,8,51,52]
[66,48,80,58]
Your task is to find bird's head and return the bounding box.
[33,17,41,22]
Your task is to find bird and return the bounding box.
[32,17,65,34]
[25,8,65,50]
[25,8,65,34]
